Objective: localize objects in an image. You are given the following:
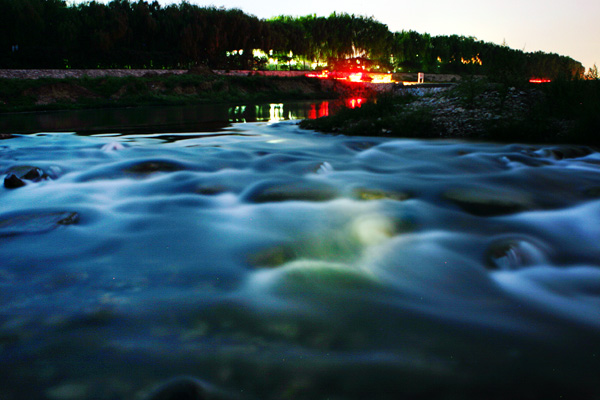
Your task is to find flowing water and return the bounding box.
[1,103,600,400]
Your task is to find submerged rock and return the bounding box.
[0,211,80,237]
[195,184,230,196]
[584,186,600,198]
[343,140,378,152]
[352,188,410,201]
[145,377,208,400]
[443,187,534,216]
[144,377,237,400]
[101,142,126,151]
[254,259,381,295]
[486,238,548,270]
[241,179,338,203]
[45,382,89,400]
[536,146,594,160]
[125,160,185,176]
[248,245,296,268]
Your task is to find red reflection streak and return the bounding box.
[347,97,365,109]
[308,102,330,119]
[318,102,329,118]
[308,104,317,119]
[529,78,552,83]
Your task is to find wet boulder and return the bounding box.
[4,174,26,189]
[241,179,338,203]
[442,187,534,217]
[3,166,47,189]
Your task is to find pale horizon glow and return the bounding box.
[78,0,599,70]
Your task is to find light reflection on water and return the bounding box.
[0,100,339,135]
[0,119,600,400]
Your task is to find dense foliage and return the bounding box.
[0,0,584,79]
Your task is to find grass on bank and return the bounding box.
[300,78,600,146]
[0,74,333,113]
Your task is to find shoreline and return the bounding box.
[1,71,599,146]
[300,78,600,146]
[0,72,350,114]
[0,68,459,114]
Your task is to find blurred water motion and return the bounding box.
[1,120,600,400]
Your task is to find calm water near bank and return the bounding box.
[0,100,338,135]
[1,106,600,399]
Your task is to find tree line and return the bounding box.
[0,0,584,79]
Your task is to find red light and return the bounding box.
[529,78,551,83]
[306,70,330,79]
[348,73,363,82]
[306,70,394,84]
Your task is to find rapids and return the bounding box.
[1,117,599,399]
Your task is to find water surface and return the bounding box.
[1,116,599,400]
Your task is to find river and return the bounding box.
[1,102,599,400]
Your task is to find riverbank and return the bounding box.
[0,71,373,113]
[300,78,600,146]
[0,69,459,114]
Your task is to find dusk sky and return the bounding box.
[86,0,599,70]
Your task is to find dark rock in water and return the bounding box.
[0,133,15,140]
[125,160,185,176]
[146,377,207,400]
[4,166,48,188]
[196,184,229,196]
[4,174,26,189]
[443,187,534,217]
[0,211,80,237]
[546,146,594,160]
[242,179,338,203]
[584,186,600,198]
[8,165,46,180]
[23,168,44,181]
